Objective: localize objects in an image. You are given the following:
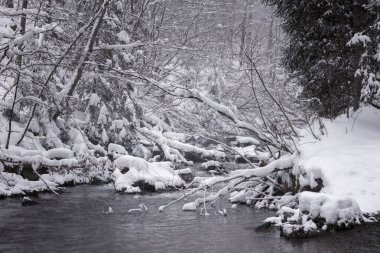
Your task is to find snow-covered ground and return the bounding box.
[298,106,380,213]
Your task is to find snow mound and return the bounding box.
[175,168,192,175]
[43,148,74,160]
[235,136,260,145]
[112,155,184,193]
[299,191,362,225]
[265,192,363,237]
[108,143,127,157]
[131,144,152,160]
[298,106,380,213]
[201,160,222,169]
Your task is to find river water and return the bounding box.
[0,185,379,253]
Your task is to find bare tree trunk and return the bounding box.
[239,14,247,65]
[5,0,27,149]
[351,0,364,112]
[16,10,103,145]
[66,0,110,96]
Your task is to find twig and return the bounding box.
[31,166,59,196]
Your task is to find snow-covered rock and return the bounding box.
[265,192,363,238]
[131,144,152,160]
[233,145,260,163]
[22,197,38,206]
[108,143,127,157]
[112,155,184,193]
[201,160,222,170]
[299,191,362,225]
[200,160,226,175]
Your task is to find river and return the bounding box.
[0,184,379,253]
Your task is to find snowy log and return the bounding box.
[137,127,226,162]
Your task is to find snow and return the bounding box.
[42,121,65,148]
[138,127,225,162]
[201,160,221,169]
[265,192,363,236]
[233,145,257,159]
[29,118,40,134]
[105,206,114,214]
[235,136,260,145]
[182,202,197,211]
[110,119,128,131]
[0,172,59,197]
[97,104,109,124]
[175,168,192,175]
[112,155,184,193]
[2,146,44,157]
[117,30,130,43]
[87,93,101,107]
[43,148,74,160]
[163,132,188,142]
[299,191,362,225]
[93,41,144,51]
[69,128,91,155]
[108,143,127,156]
[131,144,152,160]
[347,32,371,47]
[298,106,380,213]
[101,128,109,144]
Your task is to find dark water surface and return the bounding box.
[0,185,379,253]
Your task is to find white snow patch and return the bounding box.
[298,106,380,213]
[43,148,74,160]
[108,143,127,156]
[201,160,221,169]
[299,191,362,225]
[175,168,192,175]
[112,155,184,193]
[236,136,260,145]
[182,202,197,211]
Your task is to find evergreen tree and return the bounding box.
[353,1,380,109]
[263,0,375,117]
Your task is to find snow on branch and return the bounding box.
[0,23,60,50]
[137,127,226,161]
[0,7,48,17]
[93,41,144,51]
[170,88,282,149]
[159,154,295,211]
[347,32,371,47]
[14,96,48,106]
[0,154,81,169]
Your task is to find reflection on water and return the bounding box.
[0,185,379,253]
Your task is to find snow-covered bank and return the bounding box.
[298,106,380,213]
[263,107,380,237]
[0,154,114,198]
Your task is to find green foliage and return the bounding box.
[263,0,376,117]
